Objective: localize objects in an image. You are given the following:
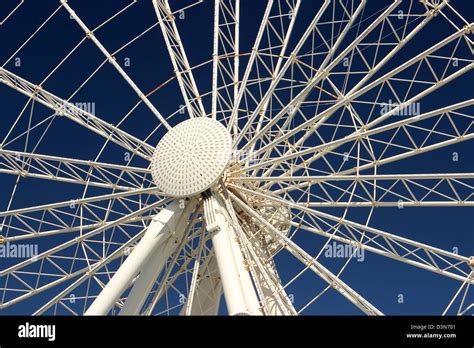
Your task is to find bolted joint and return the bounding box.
[428,7,439,17]
[464,24,474,34]
[320,69,329,78]
[468,256,474,267]
[242,259,251,271]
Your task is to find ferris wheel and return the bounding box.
[0,0,472,316]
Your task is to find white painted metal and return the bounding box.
[119,199,197,315]
[61,0,171,130]
[85,200,192,315]
[228,185,473,284]
[0,67,154,159]
[204,193,261,315]
[230,191,383,316]
[180,253,223,315]
[0,0,472,317]
[151,118,232,197]
[0,148,151,191]
[245,26,472,168]
[153,0,207,118]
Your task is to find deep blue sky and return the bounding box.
[0,0,473,315]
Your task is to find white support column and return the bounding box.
[117,237,175,315]
[203,193,261,315]
[119,200,197,315]
[85,199,193,315]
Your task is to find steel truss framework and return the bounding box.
[0,0,472,316]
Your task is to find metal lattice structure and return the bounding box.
[0,0,473,316]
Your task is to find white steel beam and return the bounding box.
[212,0,241,124]
[236,223,296,315]
[229,185,473,283]
[203,192,261,315]
[0,148,151,190]
[0,198,171,278]
[244,25,472,164]
[0,187,159,242]
[180,252,223,315]
[0,68,154,159]
[85,199,194,315]
[244,0,302,156]
[242,98,474,173]
[291,220,473,283]
[229,191,383,316]
[153,0,206,118]
[62,1,171,130]
[238,173,474,182]
[240,1,454,155]
[233,0,334,146]
[234,173,474,207]
[31,227,148,315]
[119,199,198,315]
[141,213,204,315]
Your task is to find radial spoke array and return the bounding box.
[0,0,472,316]
[229,185,473,282]
[228,0,302,143]
[62,1,172,130]
[0,149,152,191]
[0,68,155,160]
[0,197,171,311]
[0,188,159,242]
[233,173,474,207]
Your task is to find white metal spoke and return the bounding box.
[0,198,170,277]
[235,218,296,315]
[180,251,222,315]
[227,0,301,135]
[141,207,208,315]
[0,188,159,242]
[212,0,241,125]
[240,26,472,171]
[233,173,474,207]
[233,0,339,146]
[62,1,171,130]
[0,68,154,159]
[0,198,171,311]
[203,191,261,315]
[0,149,152,191]
[32,227,147,315]
[228,184,473,283]
[239,99,473,174]
[442,271,473,316]
[236,0,397,149]
[153,0,207,118]
[84,199,196,315]
[229,190,383,315]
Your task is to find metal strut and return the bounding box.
[85,199,196,315]
[203,190,261,315]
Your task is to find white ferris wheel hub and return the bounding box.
[151,117,232,197]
